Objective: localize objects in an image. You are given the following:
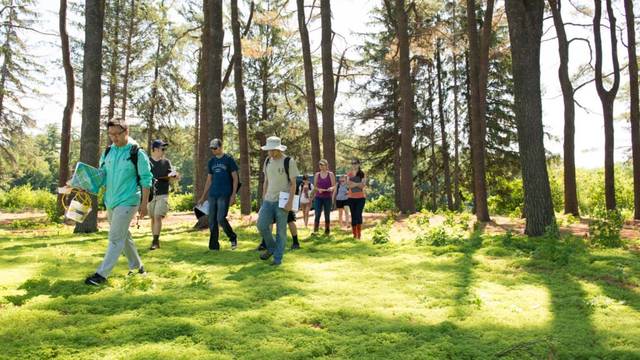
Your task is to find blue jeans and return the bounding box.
[314,197,332,228]
[256,201,287,264]
[350,198,366,225]
[208,195,236,249]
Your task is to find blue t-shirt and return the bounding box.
[208,154,239,197]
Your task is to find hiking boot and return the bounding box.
[256,240,267,251]
[209,240,220,251]
[291,242,300,250]
[230,239,238,250]
[260,251,273,261]
[127,266,146,276]
[85,273,106,286]
[324,228,330,236]
[270,260,282,266]
[149,240,160,250]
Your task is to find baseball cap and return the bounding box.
[210,138,222,149]
[152,139,168,149]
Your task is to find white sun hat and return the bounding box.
[261,136,287,151]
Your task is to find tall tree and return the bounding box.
[207,0,224,141]
[548,0,579,216]
[75,0,106,233]
[396,0,416,213]
[297,0,321,169]
[57,0,75,217]
[505,0,555,236]
[451,0,462,211]
[624,0,639,219]
[120,0,136,119]
[105,0,122,121]
[0,0,42,164]
[436,37,453,210]
[593,0,620,210]
[320,0,336,170]
[465,0,494,222]
[231,0,251,215]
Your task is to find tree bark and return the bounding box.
[147,20,162,152]
[625,0,640,219]
[452,0,461,211]
[106,0,121,121]
[75,0,105,233]
[465,0,493,222]
[297,0,321,169]
[505,0,555,236]
[121,0,135,119]
[436,38,453,210]
[203,0,224,142]
[231,0,251,215]
[427,64,438,211]
[197,5,209,202]
[396,0,415,214]
[392,79,402,210]
[320,0,336,171]
[548,0,579,216]
[57,0,75,217]
[593,0,621,211]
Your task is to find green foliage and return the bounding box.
[487,177,523,217]
[371,219,392,244]
[188,271,210,288]
[364,195,395,213]
[168,193,195,212]
[588,207,625,248]
[0,185,56,212]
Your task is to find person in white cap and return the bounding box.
[257,136,300,265]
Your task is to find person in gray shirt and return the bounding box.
[256,136,300,266]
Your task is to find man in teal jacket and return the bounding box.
[85,118,153,286]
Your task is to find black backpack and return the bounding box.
[104,144,141,188]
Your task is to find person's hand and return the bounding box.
[198,197,206,205]
[284,201,293,212]
[230,194,237,206]
[139,203,148,218]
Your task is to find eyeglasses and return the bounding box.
[160,147,167,151]
[210,147,219,150]
[107,130,125,137]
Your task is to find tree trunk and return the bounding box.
[57,0,75,217]
[396,0,416,214]
[297,0,321,169]
[320,0,336,170]
[147,25,161,152]
[452,52,461,210]
[121,0,135,119]
[75,0,105,233]
[427,65,438,211]
[0,1,15,126]
[106,0,121,121]
[231,0,251,215]
[548,0,579,216]
[202,0,224,143]
[194,51,200,203]
[197,11,209,202]
[505,0,555,236]
[465,0,493,222]
[436,38,453,210]
[625,0,640,219]
[257,132,266,205]
[392,79,402,210]
[593,0,621,211]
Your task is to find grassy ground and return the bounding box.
[1,215,639,359]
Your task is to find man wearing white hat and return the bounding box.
[257,136,300,265]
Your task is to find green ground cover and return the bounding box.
[0,217,639,359]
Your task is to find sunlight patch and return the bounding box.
[471,281,551,328]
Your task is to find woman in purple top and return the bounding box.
[312,159,336,235]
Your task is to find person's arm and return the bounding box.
[137,150,153,218]
[199,174,212,204]
[312,173,319,196]
[330,172,337,199]
[285,175,296,212]
[230,171,238,205]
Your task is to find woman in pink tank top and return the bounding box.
[312,159,336,235]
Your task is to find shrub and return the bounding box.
[588,207,624,248]
[415,225,465,247]
[371,220,392,244]
[169,193,195,212]
[0,184,56,212]
[364,195,395,213]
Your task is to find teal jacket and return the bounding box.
[99,138,153,210]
